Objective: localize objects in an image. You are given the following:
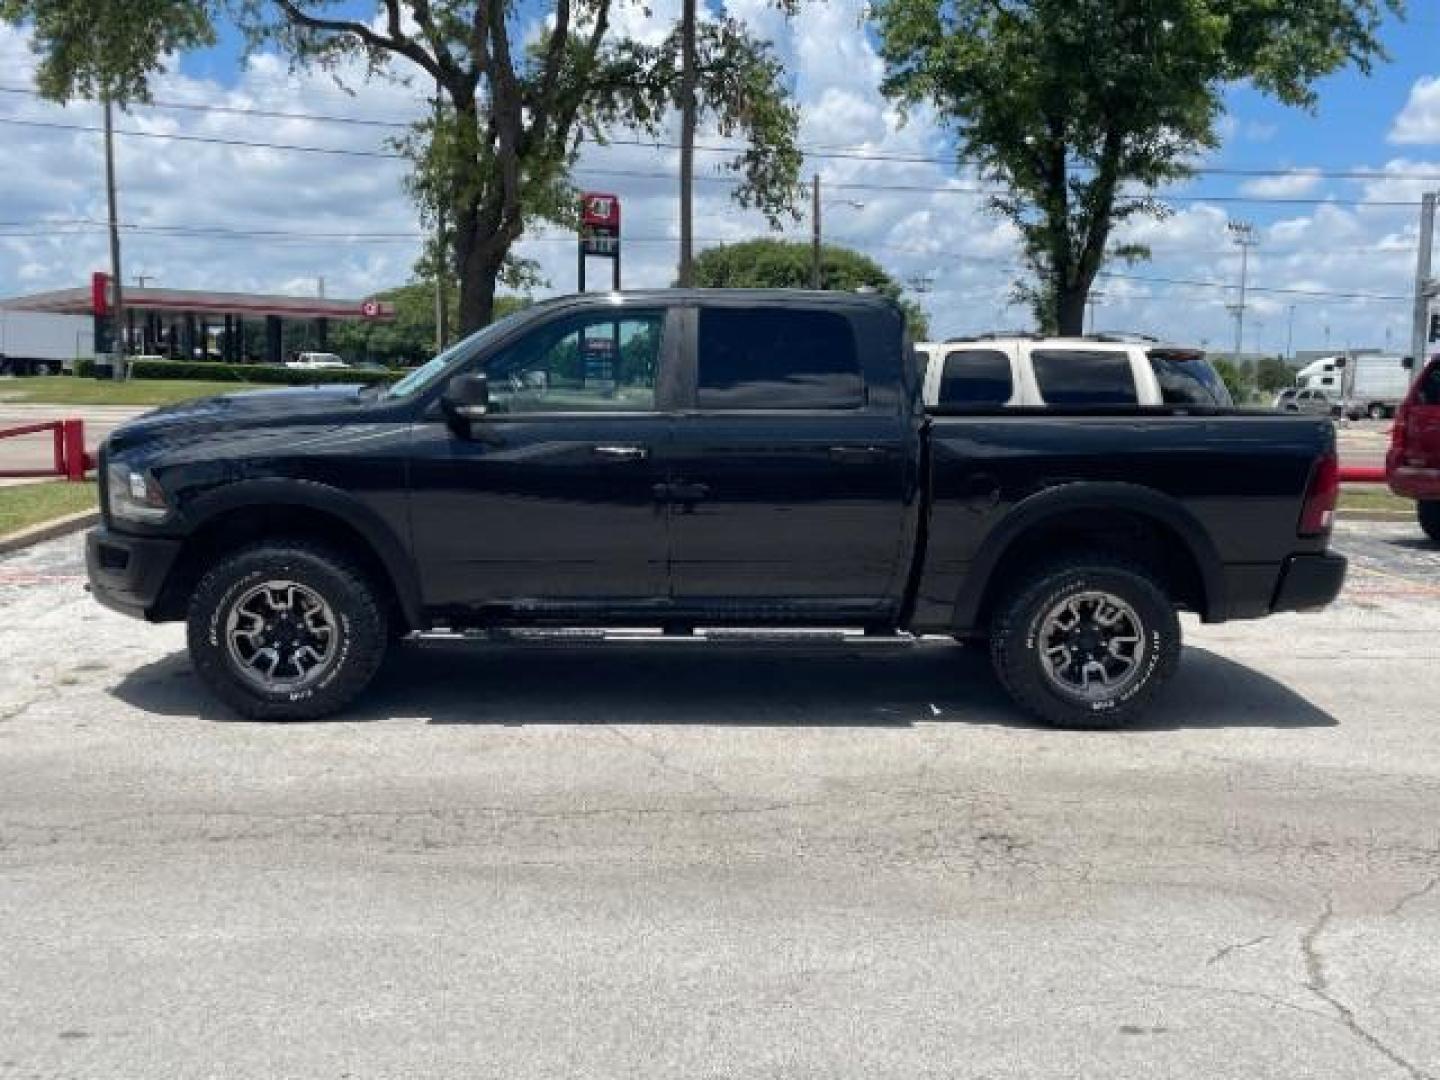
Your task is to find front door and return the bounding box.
[409,307,676,615]
[664,303,912,616]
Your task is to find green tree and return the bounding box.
[1255,354,1295,393]
[6,1,802,334]
[1211,357,1250,402]
[0,0,214,103]
[690,239,931,339]
[872,0,1400,334]
[329,282,530,366]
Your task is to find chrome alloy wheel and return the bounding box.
[224,580,339,692]
[1037,590,1147,701]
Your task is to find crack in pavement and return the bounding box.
[603,724,736,799]
[1387,876,1439,918]
[1206,933,1273,966]
[1300,897,1435,1080]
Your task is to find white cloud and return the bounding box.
[1391,76,1440,145]
[0,10,1434,355]
[1238,169,1321,198]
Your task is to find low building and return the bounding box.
[0,276,394,365]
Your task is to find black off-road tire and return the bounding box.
[1419,501,1440,544]
[186,542,389,721]
[989,555,1181,729]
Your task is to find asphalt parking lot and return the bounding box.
[1,521,1438,1079]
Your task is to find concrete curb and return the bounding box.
[1336,509,1415,522]
[0,509,99,556]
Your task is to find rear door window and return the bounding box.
[1419,362,1440,407]
[696,307,864,410]
[1031,349,1138,406]
[1148,352,1233,406]
[938,348,1013,407]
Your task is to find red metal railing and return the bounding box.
[0,419,92,481]
[1338,465,1387,484]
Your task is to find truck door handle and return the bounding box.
[593,445,648,461]
[652,481,710,503]
[829,445,891,462]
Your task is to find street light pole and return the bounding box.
[811,174,822,290]
[1286,304,1296,362]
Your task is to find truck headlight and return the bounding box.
[107,462,170,524]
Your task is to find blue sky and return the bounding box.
[2,2,1438,353]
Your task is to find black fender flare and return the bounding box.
[180,478,424,630]
[952,481,1227,630]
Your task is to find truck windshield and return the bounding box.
[383,306,536,400]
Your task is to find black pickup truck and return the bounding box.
[86,290,1346,727]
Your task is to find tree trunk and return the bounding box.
[1055,283,1088,336]
[455,215,501,334]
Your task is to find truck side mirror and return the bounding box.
[442,373,490,420]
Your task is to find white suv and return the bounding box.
[916,335,1233,410]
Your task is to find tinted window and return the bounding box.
[697,308,863,410]
[484,310,661,413]
[1148,353,1232,406]
[939,349,1013,407]
[1032,349,1138,406]
[1419,362,1440,406]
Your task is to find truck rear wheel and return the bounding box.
[1419,501,1440,544]
[186,542,388,720]
[989,555,1181,729]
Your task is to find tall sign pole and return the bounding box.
[1410,192,1436,381]
[103,93,126,380]
[578,193,622,292]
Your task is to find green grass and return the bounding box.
[0,377,254,407]
[0,481,97,535]
[1339,487,1412,513]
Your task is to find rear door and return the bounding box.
[664,302,912,614]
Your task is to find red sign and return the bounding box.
[92,271,110,316]
[581,193,620,230]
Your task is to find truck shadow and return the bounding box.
[110,639,1335,731]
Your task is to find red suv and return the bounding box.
[1387,355,1440,542]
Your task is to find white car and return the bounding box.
[916,334,1233,410]
[284,352,350,371]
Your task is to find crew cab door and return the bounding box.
[663,303,914,616]
[408,306,678,612]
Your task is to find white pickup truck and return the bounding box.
[917,334,1233,410]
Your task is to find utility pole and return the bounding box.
[1227,220,1257,362]
[102,92,126,380]
[1086,289,1105,335]
[317,276,326,299]
[811,174,822,289]
[134,275,155,289]
[676,0,697,287]
[1286,304,1296,362]
[1410,191,1436,383]
[433,80,449,353]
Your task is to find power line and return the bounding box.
[4,84,1438,183]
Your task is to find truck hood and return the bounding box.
[107,384,374,454]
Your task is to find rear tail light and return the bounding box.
[1299,452,1339,537]
[1388,399,1411,473]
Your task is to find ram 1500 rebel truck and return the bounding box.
[86,290,1347,727]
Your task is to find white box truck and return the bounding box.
[0,309,95,376]
[1338,354,1411,420]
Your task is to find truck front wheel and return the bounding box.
[989,556,1181,729]
[1419,501,1440,544]
[186,542,389,720]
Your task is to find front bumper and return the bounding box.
[85,526,182,621]
[1271,552,1347,614]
